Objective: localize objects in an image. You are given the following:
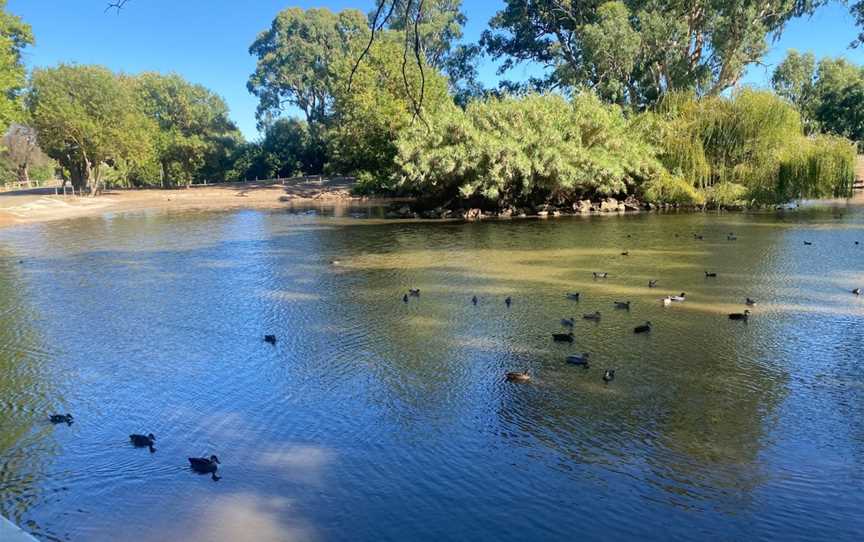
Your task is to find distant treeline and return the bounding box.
[1,1,862,206]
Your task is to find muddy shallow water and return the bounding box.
[0,204,863,541]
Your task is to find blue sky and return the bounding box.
[9,1,864,140]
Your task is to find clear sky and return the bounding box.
[9,0,864,141]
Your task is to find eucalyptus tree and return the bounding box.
[27,64,156,194]
[482,0,831,107]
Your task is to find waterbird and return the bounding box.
[662,297,672,306]
[648,280,657,288]
[853,288,861,296]
[472,295,478,305]
[330,260,341,265]
[566,292,581,301]
[634,321,652,334]
[566,353,590,367]
[408,288,421,297]
[804,241,813,246]
[705,271,717,278]
[729,310,751,321]
[855,241,860,245]
[505,370,530,382]
[583,311,601,321]
[727,234,737,241]
[746,298,757,306]
[593,272,609,279]
[670,293,686,302]
[621,251,630,256]
[561,318,575,328]
[189,455,221,480]
[49,414,74,426]
[403,294,409,303]
[505,296,512,307]
[614,301,631,310]
[264,335,277,345]
[130,433,156,452]
[602,369,615,383]
[552,331,575,343]
[694,234,704,240]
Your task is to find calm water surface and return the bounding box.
[1,204,863,541]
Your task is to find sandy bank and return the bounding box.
[0,179,364,229]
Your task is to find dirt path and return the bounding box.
[0,179,361,229]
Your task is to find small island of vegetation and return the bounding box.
[1,0,864,217]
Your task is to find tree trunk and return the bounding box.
[16,164,29,186]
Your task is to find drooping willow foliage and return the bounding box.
[653,89,855,205]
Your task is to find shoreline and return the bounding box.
[2,181,861,231]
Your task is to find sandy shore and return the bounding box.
[0,179,363,229]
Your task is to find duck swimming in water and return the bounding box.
[472,295,478,305]
[803,241,813,246]
[603,369,615,383]
[670,293,686,302]
[614,301,631,310]
[264,334,277,345]
[621,251,630,256]
[49,414,73,426]
[634,321,652,334]
[729,310,751,321]
[189,455,221,480]
[566,292,581,301]
[402,294,409,303]
[745,298,757,306]
[566,353,590,367]
[505,370,530,382]
[648,280,657,288]
[853,288,861,296]
[593,272,609,279]
[705,271,717,278]
[505,296,512,307]
[561,318,575,328]
[583,311,601,321]
[408,288,421,297]
[130,433,156,452]
[552,331,575,343]
[662,297,672,306]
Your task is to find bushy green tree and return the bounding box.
[0,0,32,136]
[28,64,156,194]
[328,33,452,179]
[134,72,242,186]
[395,92,662,206]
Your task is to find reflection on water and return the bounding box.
[1,205,863,541]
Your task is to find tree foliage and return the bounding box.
[482,0,829,107]
[0,0,32,135]
[28,64,156,193]
[0,124,55,184]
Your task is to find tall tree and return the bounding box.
[28,64,156,194]
[134,72,242,186]
[1,124,53,185]
[482,0,828,107]
[0,0,33,135]
[248,8,368,128]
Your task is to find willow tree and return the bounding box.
[482,0,829,107]
[28,65,156,194]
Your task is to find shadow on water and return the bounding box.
[0,205,862,540]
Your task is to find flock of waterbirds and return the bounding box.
[42,229,862,482]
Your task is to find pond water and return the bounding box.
[0,203,863,541]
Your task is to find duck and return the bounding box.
[621,251,630,256]
[593,272,609,279]
[408,288,421,297]
[561,318,575,328]
[472,295,478,305]
[602,369,615,383]
[552,331,575,343]
[803,241,813,246]
[566,353,590,367]
[505,370,530,382]
[264,334,277,345]
[130,433,156,451]
[727,233,737,241]
[705,271,717,278]
[670,292,686,302]
[745,297,757,306]
[566,292,581,301]
[855,241,860,245]
[402,293,409,303]
[49,414,74,426]
[648,280,657,288]
[614,301,631,310]
[662,296,672,306]
[583,311,601,321]
[634,321,652,334]
[505,296,512,307]
[189,455,221,480]
[330,260,341,265]
[728,310,751,321]
[693,234,704,240]
[853,288,861,296]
